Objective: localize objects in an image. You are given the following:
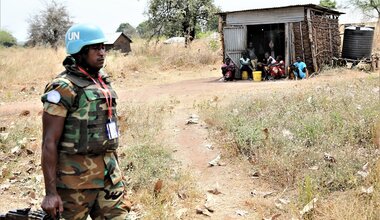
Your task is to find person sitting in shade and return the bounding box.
[239,51,253,80]
[246,42,258,69]
[262,52,277,80]
[270,55,286,79]
[292,56,308,79]
[221,57,235,81]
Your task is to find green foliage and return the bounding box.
[205,6,221,32]
[319,0,337,9]
[209,39,219,52]
[0,30,17,47]
[136,20,154,39]
[116,22,137,38]
[145,0,219,42]
[26,0,72,48]
[299,175,317,207]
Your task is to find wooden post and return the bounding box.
[299,22,305,61]
[329,23,332,53]
[219,15,225,61]
[307,8,318,72]
[285,23,290,75]
[290,23,295,62]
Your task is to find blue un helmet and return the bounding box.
[65,23,107,55]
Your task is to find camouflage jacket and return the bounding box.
[41,65,122,189]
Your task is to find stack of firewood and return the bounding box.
[311,13,341,67]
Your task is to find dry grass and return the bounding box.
[202,71,380,219]
[0,94,200,217]
[0,41,217,216]
[0,38,221,102]
[105,38,221,86]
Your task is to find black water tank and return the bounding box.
[342,26,374,60]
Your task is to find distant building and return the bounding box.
[218,4,344,77]
[105,32,132,54]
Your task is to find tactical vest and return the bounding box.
[58,70,119,155]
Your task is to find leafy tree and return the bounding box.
[136,21,154,38]
[205,6,221,32]
[0,30,17,47]
[26,0,72,48]
[145,0,218,43]
[116,22,137,38]
[320,0,337,9]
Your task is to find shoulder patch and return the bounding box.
[46,90,61,104]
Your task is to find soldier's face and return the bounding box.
[85,43,106,69]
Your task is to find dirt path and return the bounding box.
[168,104,254,219]
[116,70,374,219]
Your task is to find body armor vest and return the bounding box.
[58,70,119,154]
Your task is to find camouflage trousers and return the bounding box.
[57,177,129,220]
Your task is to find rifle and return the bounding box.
[0,208,56,220]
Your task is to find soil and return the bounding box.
[0,68,377,219]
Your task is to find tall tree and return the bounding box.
[145,0,218,43]
[320,0,337,9]
[0,30,17,47]
[27,0,72,48]
[116,22,137,38]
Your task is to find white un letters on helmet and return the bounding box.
[68,32,80,41]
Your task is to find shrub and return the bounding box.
[0,30,17,47]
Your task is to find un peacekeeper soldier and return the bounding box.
[40,23,129,219]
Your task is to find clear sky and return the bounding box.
[0,0,373,42]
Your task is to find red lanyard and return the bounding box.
[78,67,113,119]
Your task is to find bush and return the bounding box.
[0,30,17,47]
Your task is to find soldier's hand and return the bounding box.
[41,194,63,219]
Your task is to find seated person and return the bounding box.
[268,55,286,79]
[246,42,258,69]
[221,57,235,81]
[292,56,308,79]
[261,52,276,80]
[265,52,276,66]
[239,51,253,80]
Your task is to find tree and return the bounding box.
[320,0,337,9]
[0,30,17,47]
[27,0,72,48]
[136,21,154,38]
[351,0,380,17]
[116,22,137,38]
[145,0,218,43]
[205,6,221,32]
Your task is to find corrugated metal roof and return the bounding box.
[218,4,344,15]
[104,32,132,45]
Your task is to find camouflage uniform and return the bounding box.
[41,65,129,220]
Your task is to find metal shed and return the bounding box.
[218,4,344,77]
[105,32,133,54]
